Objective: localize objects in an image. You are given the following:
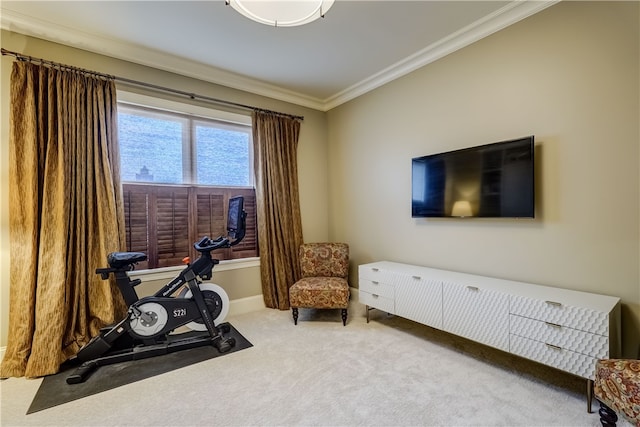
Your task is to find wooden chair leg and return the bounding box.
[292,307,298,325]
[598,400,618,427]
[341,308,347,326]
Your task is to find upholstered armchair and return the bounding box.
[594,359,640,426]
[289,243,350,326]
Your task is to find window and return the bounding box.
[117,94,258,269]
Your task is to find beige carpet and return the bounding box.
[0,301,629,426]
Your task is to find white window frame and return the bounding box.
[117,90,254,187]
[116,90,259,274]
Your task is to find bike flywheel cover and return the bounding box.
[183,283,230,330]
[129,302,169,337]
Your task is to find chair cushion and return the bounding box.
[289,277,349,309]
[594,359,640,425]
[300,243,349,278]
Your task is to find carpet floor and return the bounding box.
[0,301,632,426]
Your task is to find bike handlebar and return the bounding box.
[194,236,231,252]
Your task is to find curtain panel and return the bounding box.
[1,62,126,378]
[253,111,304,310]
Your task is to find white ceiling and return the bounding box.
[0,1,557,111]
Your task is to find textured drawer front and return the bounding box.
[443,283,510,352]
[510,315,609,359]
[510,335,598,380]
[360,291,394,314]
[510,295,609,335]
[359,266,397,285]
[359,279,394,299]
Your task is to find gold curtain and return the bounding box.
[1,61,126,378]
[253,111,304,310]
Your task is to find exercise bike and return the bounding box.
[66,196,247,384]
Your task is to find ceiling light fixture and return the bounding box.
[226,0,335,27]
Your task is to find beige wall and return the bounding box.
[327,1,640,357]
[0,30,329,348]
[133,265,261,302]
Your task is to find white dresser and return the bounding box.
[359,261,621,411]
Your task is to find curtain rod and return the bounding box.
[1,48,304,121]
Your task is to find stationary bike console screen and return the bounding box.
[66,196,248,384]
[227,195,245,240]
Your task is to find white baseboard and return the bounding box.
[350,286,360,302]
[228,294,266,317]
[228,288,359,317]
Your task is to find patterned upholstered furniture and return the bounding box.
[289,243,349,326]
[594,359,640,426]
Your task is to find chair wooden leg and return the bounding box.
[598,400,618,427]
[292,308,298,325]
[341,309,347,326]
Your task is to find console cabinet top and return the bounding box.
[359,261,620,313]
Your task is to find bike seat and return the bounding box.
[107,252,147,269]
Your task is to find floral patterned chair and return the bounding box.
[594,359,640,427]
[289,243,349,326]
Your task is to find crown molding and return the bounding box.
[0,8,327,111]
[1,1,558,112]
[322,0,560,111]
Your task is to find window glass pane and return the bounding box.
[117,97,257,269]
[195,124,251,186]
[119,111,184,184]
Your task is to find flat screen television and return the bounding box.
[412,136,535,218]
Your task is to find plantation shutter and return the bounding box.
[123,186,150,269]
[123,183,258,269]
[156,187,190,268]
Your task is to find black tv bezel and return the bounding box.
[411,136,535,219]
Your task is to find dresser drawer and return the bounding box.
[358,265,398,284]
[510,315,609,359]
[510,295,609,335]
[360,291,394,314]
[359,278,394,299]
[510,334,598,380]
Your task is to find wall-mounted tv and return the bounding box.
[412,136,535,218]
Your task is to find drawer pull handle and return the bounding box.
[545,300,562,307]
[372,294,379,298]
[372,268,379,272]
[372,281,379,285]
[546,343,562,351]
[467,286,479,291]
[412,276,421,280]
[545,321,562,328]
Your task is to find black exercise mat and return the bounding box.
[28,324,252,414]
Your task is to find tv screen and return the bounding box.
[412,136,535,218]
